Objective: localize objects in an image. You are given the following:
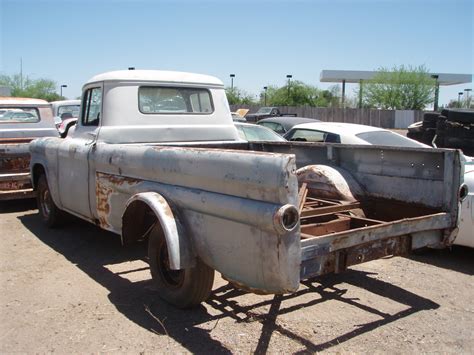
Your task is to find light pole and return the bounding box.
[286,74,292,101]
[230,74,235,91]
[263,86,268,106]
[60,84,67,97]
[464,88,472,108]
[458,92,463,106]
[431,74,439,111]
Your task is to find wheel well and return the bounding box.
[122,200,160,246]
[32,164,46,190]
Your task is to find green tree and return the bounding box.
[225,87,256,105]
[262,81,337,107]
[0,73,63,101]
[362,65,436,110]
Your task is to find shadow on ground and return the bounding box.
[409,247,474,275]
[0,198,36,213]
[19,211,440,353]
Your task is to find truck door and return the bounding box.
[57,85,102,218]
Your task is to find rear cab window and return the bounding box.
[138,87,213,114]
[0,108,40,123]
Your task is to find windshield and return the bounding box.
[258,121,285,134]
[0,108,40,123]
[58,105,80,119]
[285,128,341,143]
[236,124,286,142]
[356,131,426,148]
[257,107,273,114]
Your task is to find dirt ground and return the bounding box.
[1,199,473,354]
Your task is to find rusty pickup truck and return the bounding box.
[0,97,58,200]
[29,70,465,308]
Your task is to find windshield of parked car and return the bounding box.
[138,87,213,114]
[236,124,286,142]
[0,108,40,123]
[285,128,341,143]
[257,107,273,114]
[258,121,285,134]
[58,105,80,119]
[356,131,425,147]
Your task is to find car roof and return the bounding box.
[50,100,81,107]
[258,116,319,130]
[0,97,50,106]
[86,70,224,87]
[290,122,384,135]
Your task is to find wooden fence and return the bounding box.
[230,105,424,129]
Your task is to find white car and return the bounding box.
[285,122,473,247]
[284,122,430,148]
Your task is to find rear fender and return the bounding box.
[122,192,196,270]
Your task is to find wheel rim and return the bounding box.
[157,243,185,288]
[40,186,52,218]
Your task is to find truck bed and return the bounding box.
[298,190,450,279]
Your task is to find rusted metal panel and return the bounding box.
[301,212,451,260]
[300,235,412,279]
[0,156,30,173]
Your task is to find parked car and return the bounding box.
[456,156,474,248]
[0,97,58,200]
[257,116,319,136]
[285,122,430,147]
[231,112,247,122]
[245,107,297,123]
[285,121,473,247]
[234,122,286,142]
[51,100,81,127]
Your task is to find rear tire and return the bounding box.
[37,174,64,228]
[148,224,214,308]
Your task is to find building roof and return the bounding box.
[0,97,50,106]
[86,70,224,87]
[320,70,472,86]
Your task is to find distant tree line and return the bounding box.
[226,81,340,108]
[227,65,439,111]
[0,73,63,101]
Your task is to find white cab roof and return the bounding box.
[86,70,224,87]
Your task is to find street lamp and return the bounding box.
[458,92,463,105]
[60,84,67,97]
[431,74,439,111]
[286,74,292,100]
[263,86,268,106]
[464,88,472,109]
[230,74,235,90]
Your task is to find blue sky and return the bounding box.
[1,0,473,105]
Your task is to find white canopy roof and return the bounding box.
[320,70,472,86]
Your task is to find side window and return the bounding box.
[82,87,102,126]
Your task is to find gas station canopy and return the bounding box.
[320,70,472,86]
